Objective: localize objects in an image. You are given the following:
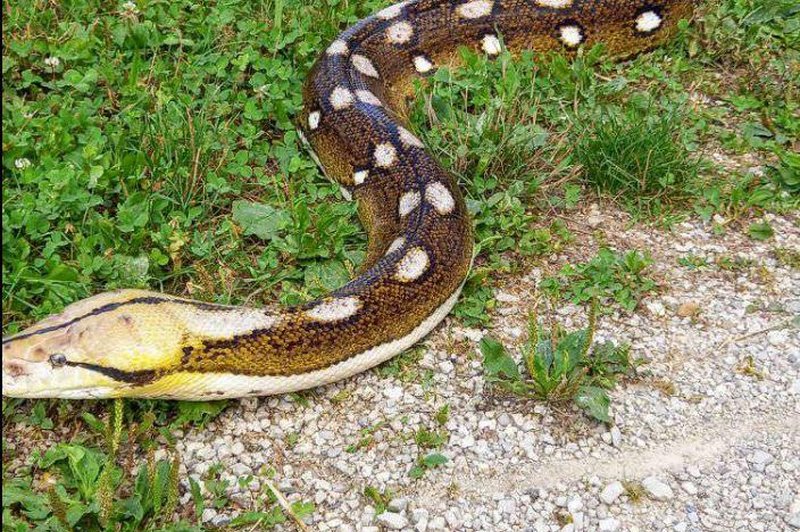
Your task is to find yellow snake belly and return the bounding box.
[1,0,694,400]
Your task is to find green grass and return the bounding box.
[2,0,799,528]
[574,108,698,215]
[541,248,657,312]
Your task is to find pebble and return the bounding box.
[598,517,621,531]
[767,330,788,346]
[376,511,408,530]
[642,476,674,501]
[750,450,774,472]
[201,508,217,523]
[428,516,447,530]
[681,482,698,496]
[610,426,622,447]
[600,482,625,505]
[388,498,409,512]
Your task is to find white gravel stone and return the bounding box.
[428,516,447,530]
[599,482,625,504]
[750,450,774,472]
[376,511,408,530]
[610,426,622,447]
[598,517,621,531]
[642,476,674,501]
[387,497,409,512]
[201,508,217,523]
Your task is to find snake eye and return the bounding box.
[49,353,67,367]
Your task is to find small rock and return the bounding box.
[201,508,217,523]
[787,513,800,529]
[210,515,231,528]
[599,482,625,505]
[642,476,674,501]
[750,450,774,472]
[676,302,700,318]
[646,301,666,317]
[598,517,620,531]
[767,330,788,346]
[410,508,429,524]
[428,516,447,531]
[376,511,408,530]
[499,498,517,514]
[444,509,461,528]
[567,497,583,513]
[384,386,404,401]
[681,482,698,496]
[495,291,520,303]
[457,328,485,343]
[610,426,622,447]
[387,497,409,513]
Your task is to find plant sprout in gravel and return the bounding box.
[481,300,636,423]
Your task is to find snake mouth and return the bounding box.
[2,342,126,399]
[2,360,156,400]
[63,361,159,385]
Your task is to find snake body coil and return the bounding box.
[2,0,693,400]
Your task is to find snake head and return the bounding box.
[2,290,178,399]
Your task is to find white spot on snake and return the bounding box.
[636,10,663,33]
[395,247,429,282]
[482,34,502,55]
[398,190,421,217]
[376,1,408,20]
[535,0,572,7]
[425,181,455,214]
[457,0,493,19]
[353,169,369,185]
[308,111,321,130]
[305,296,361,322]
[398,126,424,148]
[559,25,583,47]
[386,236,406,255]
[386,21,414,44]
[175,308,279,339]
[330,86,354,110]
[413,55,433,74]
[374,143,397,168]
[326,39,348,55]
[351,54,380,78]
[356,89,383,106]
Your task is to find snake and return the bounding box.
[2,0,694,400]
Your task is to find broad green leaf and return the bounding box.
[748,222,774,241]
[575,385,611,423]
[232,201,291,241]
[480,337,520,381]
[422,453,448,467]
[173,400,229,429]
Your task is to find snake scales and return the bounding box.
[2,0,694,400]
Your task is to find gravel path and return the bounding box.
[177,208,799,531]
